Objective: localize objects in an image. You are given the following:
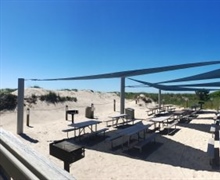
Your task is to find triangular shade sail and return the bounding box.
[158,68,220,84]
[173,82,220,87]
[128,78,219,91]
[30,61,220,81]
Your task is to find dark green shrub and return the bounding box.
[210,90,220,98]
[31,86,41,88]
[26,94,38,104]
[40,91,58,103]
[195,89,210,101]
[59,88,78,92]
[65,96,77,102]
[40,92,77,103]
[0,88,17,94]
[125,92,137,99]
[0,93,17,111]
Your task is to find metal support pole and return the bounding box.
[120,77,125,114]
[17,78,24,134]
[113,99,116,112]
[158,89,161,109]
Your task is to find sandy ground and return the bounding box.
[1,88,220,179]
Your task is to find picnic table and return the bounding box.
[62,120,105,138]
[150,116,172,130]
[106,114,130,127]
[105,121,151,148]
[172,110,186,120]
[163,104,175,112]
[146,107,160,116]
[150,115,178,134]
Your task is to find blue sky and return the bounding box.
[1,0,220,92]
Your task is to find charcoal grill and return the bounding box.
[50,139,84,172]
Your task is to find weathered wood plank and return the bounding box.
[0,128,75,180]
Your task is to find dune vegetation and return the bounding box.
[0,88,219,111]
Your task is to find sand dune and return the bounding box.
[1,88,220,179]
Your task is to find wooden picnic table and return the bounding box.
[106,114,128,127]
[150,116,172,131]
[172,110,186,120]
[105,121,150,148]
[163,104,175,112]
[147,107,160,115]
[63,120,102,138]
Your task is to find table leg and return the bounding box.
[117,118,119,126]
[72,114,74,124]
[90,125,93,132]
[64,161,70,172]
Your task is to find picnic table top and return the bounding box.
[148,107,159,110]
[68,120,101,128]
[108,114,127,119]
[150,116,171,122]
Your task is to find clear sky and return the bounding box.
[1,0,220,93]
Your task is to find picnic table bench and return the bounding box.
[164,120,178,134]
[207,138,220,167]
[210,121,220,137]
[207,138,215,165]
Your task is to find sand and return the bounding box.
[1,88,220,179]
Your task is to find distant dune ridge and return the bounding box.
[1,88,220,179]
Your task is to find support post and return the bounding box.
[120,77,125,114]
[91,103,95,119]
[158,89,161,109]
[17,78,24,134]
[26,108,30,127]
[113,99,116,112]
[65,105,68,120]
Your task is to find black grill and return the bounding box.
[50,139,84,172]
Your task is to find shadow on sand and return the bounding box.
[178,122,212,134]
[61,127,219,172]
[196,110,217,114]
[19,133,39,143]
[51,111,219,172]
